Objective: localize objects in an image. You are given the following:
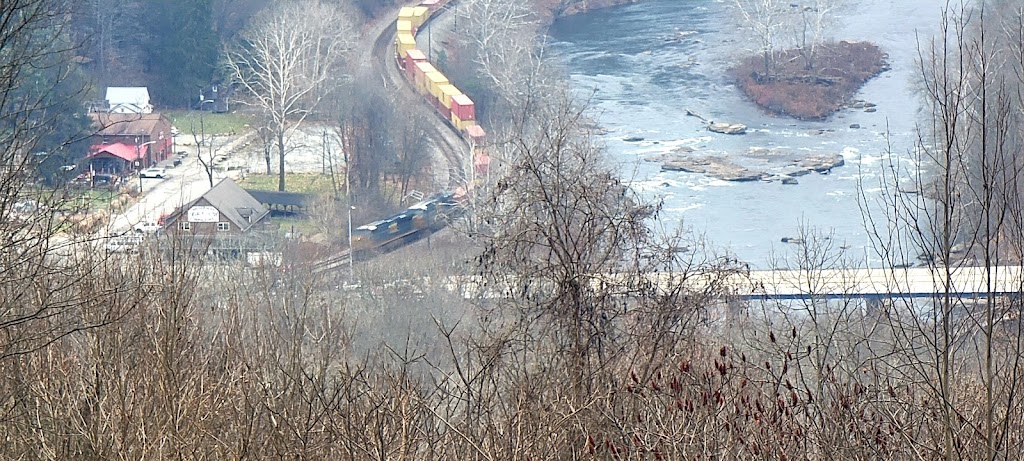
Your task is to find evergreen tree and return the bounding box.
[144,0,219,107]
[1,5,92,185]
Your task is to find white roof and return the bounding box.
[105,87,152,114]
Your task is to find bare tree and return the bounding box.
[225,0,353,191]
[390,111,430,199]
[0,0,113,362]
[732,0,845,74]
[188,114,217,188]
[459,0,561,110]
[732,0,789,75]
[787,0,844,70]
[860,2,1024,458]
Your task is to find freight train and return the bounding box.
[350,192,464,258]
[393,1,490,177]
[343,2,483,261]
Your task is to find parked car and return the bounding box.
[140,167,167,178]
[133,221,161,234]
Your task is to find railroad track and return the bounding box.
[311,248,351,275]
[369,3,471,191]
[312,5,469,275]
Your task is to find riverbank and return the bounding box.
[536,0,642,22]
[729,41,889,120]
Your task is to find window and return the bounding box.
[179,221,191,231]
[217,222,230,232]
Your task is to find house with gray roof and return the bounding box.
[162,178,271,235]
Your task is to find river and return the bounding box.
[548,0,947,268]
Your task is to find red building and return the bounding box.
[87,112,174,173]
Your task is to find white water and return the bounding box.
[549,0,948,268]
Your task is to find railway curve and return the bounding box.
[369,5,471,192]
[312,4,473,274]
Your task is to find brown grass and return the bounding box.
[730,41,889,120]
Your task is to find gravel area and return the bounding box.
[224,124,345,175]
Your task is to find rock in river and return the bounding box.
[662,156,762,181]
[707,122,747,135]
[799,154,845,173]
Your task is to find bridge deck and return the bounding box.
[728,266,1024,300]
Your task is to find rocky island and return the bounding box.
[729,40,889,120]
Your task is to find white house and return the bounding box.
[105,87,153,114]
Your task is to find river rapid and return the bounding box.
[548,0,948,268]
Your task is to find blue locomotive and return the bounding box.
[350,192,463,258]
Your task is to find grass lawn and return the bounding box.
[57,188,127,211]
[274,216,324,238]
[237,172,342,195]
[165,110,255,135]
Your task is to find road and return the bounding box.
[102,136,242,236]
[102,4,468,249]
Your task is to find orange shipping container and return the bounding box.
[414,62,436,93]
[466,124,486,145]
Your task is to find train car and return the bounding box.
[466,124,486,147]
[451,94,476,130]
[410,6,430,28]
[433,84,459,118]
[404,49,427,79]
[426,71,449,100]
[397,19,414,36]
[395,33,417,61]
[420,0,442,13]
[413,61,437,94]
[408,192,464,231]
[350,192,464,256]
[351,211,420,255]
[398,6,416,22]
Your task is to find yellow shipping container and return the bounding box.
[411,6,430,28]
[395,33,416,58]
[426,71,449,99]
[438,84,461,109]
[397,20,413,34]
[452,114,477,131]
[398,7,415,21]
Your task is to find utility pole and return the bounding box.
[344,145,354,282]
